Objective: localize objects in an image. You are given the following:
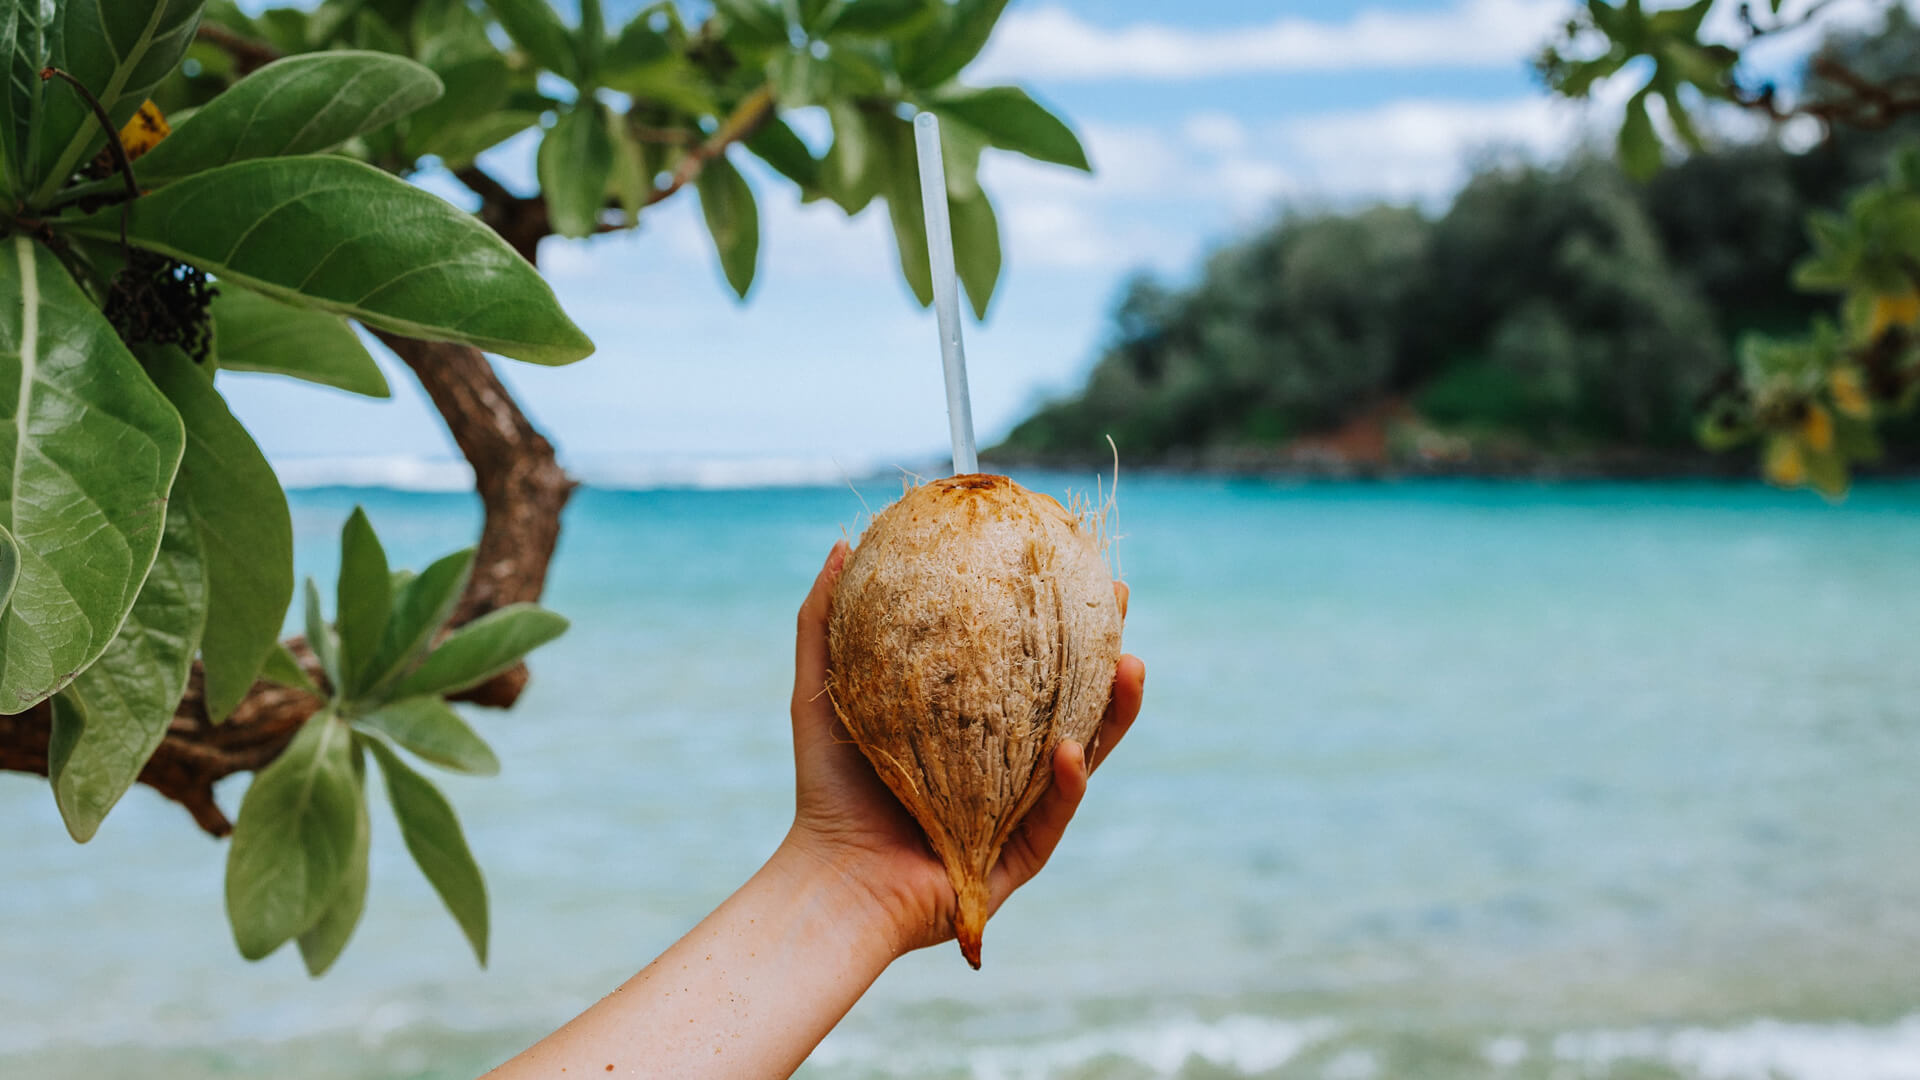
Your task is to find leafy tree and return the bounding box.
[0,0,1086,975]
[1541,0,1920,493]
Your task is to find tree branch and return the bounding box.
[193,23,281,77]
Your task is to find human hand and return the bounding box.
[780,539,1146,958]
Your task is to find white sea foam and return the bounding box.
[1552,1015,1920,1080]
[272,455,475,492]
[268,454,909,492]
[806,1014,1338,1080]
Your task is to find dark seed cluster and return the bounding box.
[105,250,217,363]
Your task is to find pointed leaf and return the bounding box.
[367,737,489,965]
[480,0,578,80]
[745,117,818,193]
[225,712,360,960]
[305,578,340,691]
[211,290,389,398]
[50,504,206,841]
[262,640,320,695]
[875,118,932,305]
[64,157,595,366]
[712,0,788,47]
[147,346,293,723]
[538,103,616,239]
[898,0,1008,88]
[364,547,474,696]
[27,0,203,204]
[1618,87,1661,180]
[393,603,570,699]
[296,735,369,977]
[134,52,445,186]
[605,116,648,228]
[0,237,184,712]
[355,695,499,776]
[336,507,391,697]
[696,153,760,299]
[926,86,1089,171]
[820,0,933,38]
[950,188,1000,320]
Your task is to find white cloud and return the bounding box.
[973,0,1565,82]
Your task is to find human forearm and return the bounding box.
[489,837,899,1079]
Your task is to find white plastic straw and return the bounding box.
[913,111,979,476]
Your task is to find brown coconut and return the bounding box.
[827,473,1122,968]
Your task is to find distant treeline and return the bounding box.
[997,12,1920,470]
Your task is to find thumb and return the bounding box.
[792,540,850,725]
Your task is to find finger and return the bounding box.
[1087,655,1144,775]
[1113,581,1129,620]
[994,740,1089,894]
[792,540,850,718]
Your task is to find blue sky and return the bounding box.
[223,0,1881,484]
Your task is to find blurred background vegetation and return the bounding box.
[998,7,1920,478]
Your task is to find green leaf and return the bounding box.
[577,0,604,80]
[66,156,595,366]
[0,0,55,195]
[940,120,986,202]
[898,0,1009,88]
[605,116,649,227]
[225,711,361,960]
[1618,86,1661,180]
[304,578,340,691]
[336,507,391,697]
[367,736,489,966]
[134,52,445,186]
[538,103,616,239]
[418,109,538,170]
[147,346,293,723]
[481,0,578,81]
[296,735,369,977]
[355,695,499,776]
[604,16,669,81]
[393,603,569,699]
[27,0,202,205]
[950,188,1000,320]
[403,54,513,161]
[926,86,1089,171]
[211,290,389,398]
[262,641,320,695]
[712,0,788,48]
[364,547,474,696]
[50,504,206,842]
[0,522,15,615]
[820,0,933,38]
[696,153,760,299]
[819,101,878,213]
[0,237,184,712]
[875,117,932,305]
[745,117,818,193]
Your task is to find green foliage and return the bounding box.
[0,238,183,712]
[225,509,561,971]
[210,290,390,398]
[0,0,1082,978]
[66,157,594,365]
[1539,0,1920,493]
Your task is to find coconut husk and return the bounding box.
[827,473,1122,968]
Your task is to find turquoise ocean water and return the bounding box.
[5,475,1920,1079]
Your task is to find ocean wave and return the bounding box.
[269,454,911,492]
[806,1014,1340,1079]
[272,456,475,492]
[1550,1015,1920,1080]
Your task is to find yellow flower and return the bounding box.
[1829,367,1872,419]
[117,100,169,161]
[1867,288,1920,339]
[1765,437,1807,488]
[1799,403,1833,452]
